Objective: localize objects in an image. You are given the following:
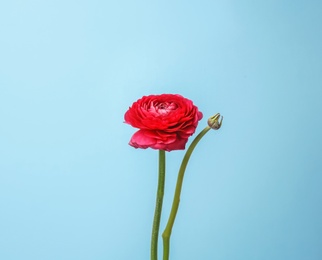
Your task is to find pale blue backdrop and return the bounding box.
[0,0,321,259]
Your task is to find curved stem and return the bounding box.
[162,126,211,260]
[151,150,166,260]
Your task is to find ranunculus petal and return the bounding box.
[153,137,188,151]
[129,130,156,149]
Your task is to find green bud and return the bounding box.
[207,113,223,130]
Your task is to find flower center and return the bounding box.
[158,103,167,109]
[157,102,177,114]
[148,101,178,115]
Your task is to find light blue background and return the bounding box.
[1,1,321,259]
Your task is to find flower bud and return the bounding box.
[207,113,223,130]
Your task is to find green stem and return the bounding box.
[151,150,166,260]
[162,126,211,260]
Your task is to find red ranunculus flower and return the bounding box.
[124,94,203,151]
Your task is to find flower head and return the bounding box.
[124,94,203,151]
